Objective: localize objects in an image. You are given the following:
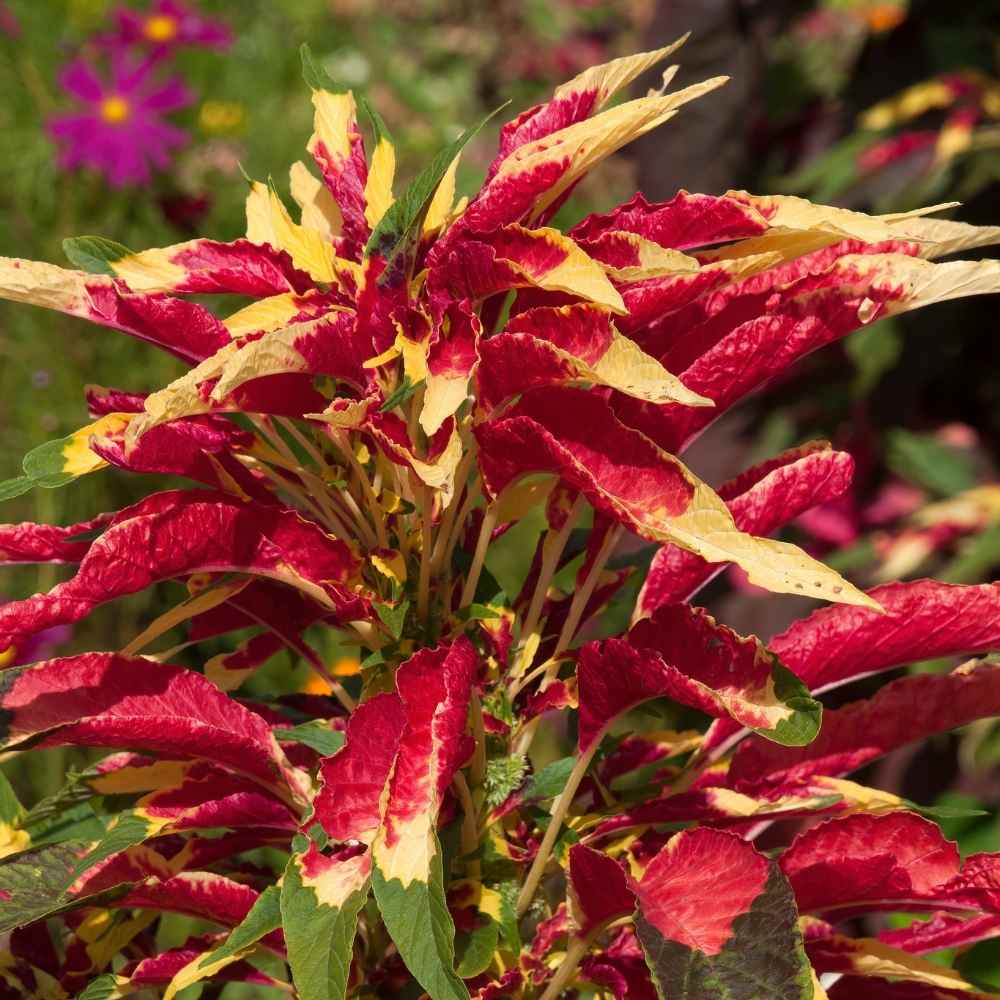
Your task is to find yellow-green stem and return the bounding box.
[519,497,584,644]
[516,741,597,916]
[416,483,434,624]
[546,524,624,679]
[460,507,497,608]
[536,931,597,1000]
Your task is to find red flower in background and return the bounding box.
[48,54,191,188]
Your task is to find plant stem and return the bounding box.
[430,450,475,572]
[518,496,584,651]
[516,742,597,916]
[547,524,623,675]
[460,506,497,608]
[536,932,594,1000]
[416,483,434,624]
[453,770,479,859]
[441,478,482,576]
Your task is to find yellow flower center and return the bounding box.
[99,95,130,124]
[144,13,178,41]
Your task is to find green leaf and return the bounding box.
[484,754,528,809]
[0,427,103,504]
[365,104,507,280]
[762,661,822,747]
[380,376,423,413]
[454,603,503,623]
[0,769,25,825]
[62,236,131,275]
[886,428,977,497]
[160,885,284,997]
[0,841,132,933]
[300,43,341,93]
[497,880,521,953]
[636,864,813,1000]
[275,722,347,758]
[845,318,902,396]
[200,884,282,964]
[941,521,1000,584]
[375,599,411,640]
[455,910,499,978]
[0,477,33,502]
[956,937,1000,990]
[524,756,575,802]
[282,847,369,1000]
[72,812,154,879]
[75,973,127,1000]
[905,800,989,820]
[372,835,470,1000]
[358,92,393,150]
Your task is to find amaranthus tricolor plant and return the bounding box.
[3,39,1000,1000]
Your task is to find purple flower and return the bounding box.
[48,54,192,188]
[110,0,231,52]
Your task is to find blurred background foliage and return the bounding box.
[2,0,1000,985]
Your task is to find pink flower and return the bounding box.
[48,54,192,188]
[109,0,231,52]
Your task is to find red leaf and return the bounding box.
[880,912,1000,955]
[315,692,407,844]
[637,443,855,613]
[139,761,298,832]
[729,662,1000,788]
[375,639,476,861]
[828,977,997,999]
[571,191,766,250]
[780,813,1000,918]
[577,603,818,752]
[770,579,1000,695]
[115,238,313,296]
[0,490,366,652]
[636,828,769,955]
[568,844,636,935]
[0,652,304,800]
[0,512,113,565]
[121,872,279,937]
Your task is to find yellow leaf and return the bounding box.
[490,78,728,224]
[595,232,701,281]
[573,323,712,407]
[224,292,312,338]
[307,88,359,167]
[421,370,471,437]
[504,225,626,312]
[289,159,342,240]
[0,823,28,860]
[857,254,1000,315]
[63,412,134,476]
[371,548,408,585]
[554,35,691,109]
[210,312,354,403]
[490,475,558,524]
[364,135,396,229]
[816,935,980,989]
[915,484,1000,528]
[651,477,881,609]
[422,154,461,236]
[121,579,251,657]
[306,396,374,429]
[0,256,97,313]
